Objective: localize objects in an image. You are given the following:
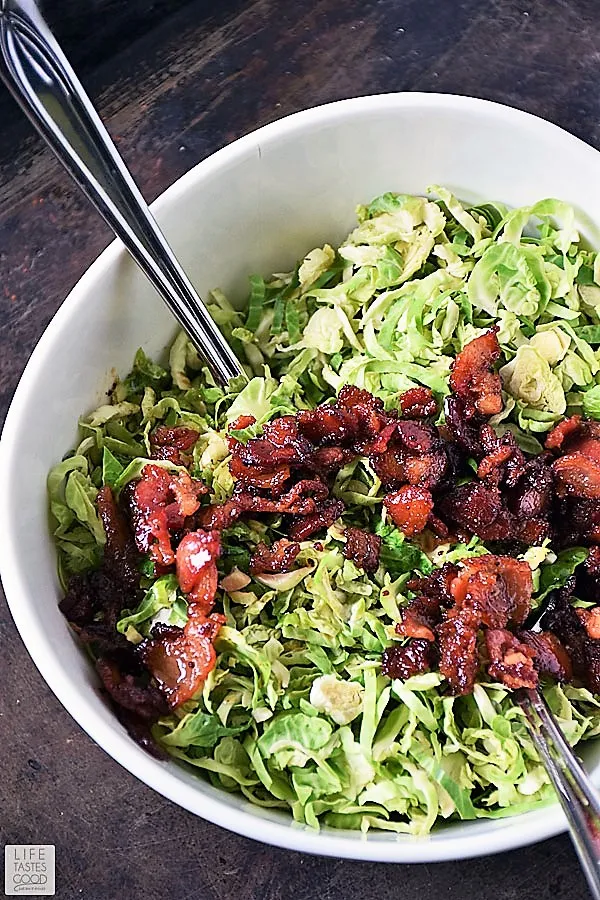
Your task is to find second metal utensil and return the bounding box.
[0,0,245,387]
[516,594,600,898]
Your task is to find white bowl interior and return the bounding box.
[3,93,600,862]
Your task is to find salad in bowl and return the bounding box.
[49,187,600,835]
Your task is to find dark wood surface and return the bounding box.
[1,1,599,897]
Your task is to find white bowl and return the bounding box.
[3,92,600,862]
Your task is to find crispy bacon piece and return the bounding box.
[407,564,458,606]
[372,422,447,490]
[198,496,248,530]
[96,657,169,720]
[450,556,533,627]
[250,539,301,575]
[505,456,553,520]
[477,426,525,487]
[288,499,345,541]
[337,383,387,438]
[60,570,134,644]
[545,417,600,458]
[297,404,358,445]
[443,396,485,458]
[139,614,225,708]
[343,527,381,573]
[384,486,434,537]
[234,416,313,469]
[135,504,223,710]
[553,453,600,499]
[310,446,356,472]
[128,464,207,566]
[229,415,256,431]
[570,438,600,464]
[176,529,221,613]
[516,517,552,544]
[437,612,479,695]
[477,444,514,482]
[396,595,441,641]
[449,328,503,417]
[439,481,514,542]
[258,479,329,510]
[96,485,140,592]
[556,496,600,548]
[337,383,385,413]
[150,425,199,464]
[485,629,538,689]
[381,640,434,680]
[198,481,328,530]
[452,570,511,629]
[577,607,600,640]
[399,386,437,419]
[518,631,572,682]
[587,545,600,574]
[61,488,141,649]
[361,421,397,456]
[538,587,600,691]
[545,416,582,451]
[228,455,291,491]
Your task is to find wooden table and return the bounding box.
[1,0,598,896]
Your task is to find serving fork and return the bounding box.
[515,598,600,898]
[0,0,245,387]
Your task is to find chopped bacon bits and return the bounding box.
[60,329,600,746]
[399,386,437,419]
[449,328,503,417]
[388,555,538,695]
[343,527,381,573]
[381,639,434,680]
[485,629,538,690]
[128,464,207,566]
[396,595,441,641]
[437,613,479,695]
[518,631,572,682]
[96,657,169,720]
[450,556,533,627]
[137,527,223,708]
[452,570,511,629]
[288,499,345,541]
[444,396,483,457]
[139,613,225,708]
[176,529,221,613]
[297,405,358,445]
[577,606,600,640]
[384,485,433,537]
[150,425,199,464]
[96,485,140,592]
[228,455,291,491]
[545,416,582,451]
[250,539,301,575]
[439,482,513,542]
[553,454,600,500]
[229,415,256,431]
[372,422,447,490]
[407,564,458,606]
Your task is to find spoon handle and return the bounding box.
[0,0,245,387]
[518,688,600,899]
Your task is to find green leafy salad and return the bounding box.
[49,188,600,834]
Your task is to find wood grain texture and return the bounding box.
[1,0,599,897]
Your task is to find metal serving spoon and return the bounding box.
[0,0,245,387]
[516,598,600,898]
